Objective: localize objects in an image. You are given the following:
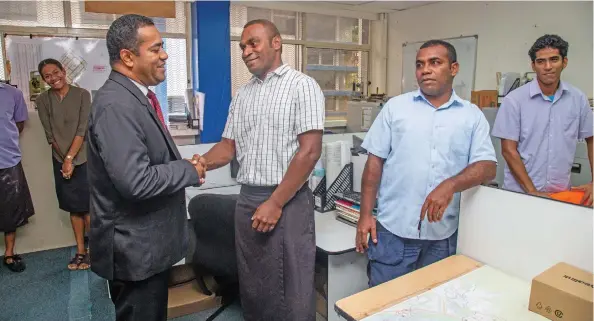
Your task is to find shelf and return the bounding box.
[324,119,347,128]
[306,65,358,72]
[169,128,199,137]
[323,90,356,97]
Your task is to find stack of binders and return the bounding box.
[333,191,377,226]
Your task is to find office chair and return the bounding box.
[188,193,239,320]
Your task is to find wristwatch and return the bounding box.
[65,155,73,161]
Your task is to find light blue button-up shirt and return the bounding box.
[0,83,28,169]
[362,90,497,240]
[492,80,593,193]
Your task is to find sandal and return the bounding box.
[68,253,90,271]
[3,254,26,273]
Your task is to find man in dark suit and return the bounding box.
[87,14,205,321]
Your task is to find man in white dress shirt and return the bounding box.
[200,19,325,321]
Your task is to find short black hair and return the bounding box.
[38,58,64,76]
[106,14,155,65]
[419,39,457,64]
[529,34,568,62]
[244,19,281,41]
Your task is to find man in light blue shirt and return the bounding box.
[356,40,497,287]
[0,83,35,273]
[492,35,593,206]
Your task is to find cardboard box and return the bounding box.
[529,262,593,321]
[167,280,221,319]
[471,90,499,108]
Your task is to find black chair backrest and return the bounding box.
[188,193,239,284]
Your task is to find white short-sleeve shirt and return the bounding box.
[222,64,325,186]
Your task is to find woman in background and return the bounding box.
[37,59,91,270]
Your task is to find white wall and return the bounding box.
[386,1,593,98]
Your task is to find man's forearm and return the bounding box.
[203,139,235,171]
[360,157,383,218]
[269,149,319,208]
[503,150,538,193]
[446,160,497,193]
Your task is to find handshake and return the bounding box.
[187,154,207,185]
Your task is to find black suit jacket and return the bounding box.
[87,71,200,281]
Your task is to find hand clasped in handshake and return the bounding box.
[187,154,208,185]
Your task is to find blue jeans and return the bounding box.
[367,221,458,287]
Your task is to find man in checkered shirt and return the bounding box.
[200,19,325,320]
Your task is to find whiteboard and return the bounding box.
[401,35,477,100]
[5,35,110,109]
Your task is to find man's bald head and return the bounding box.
[243,19,281,43]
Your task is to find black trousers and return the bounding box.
[108,269,170,321]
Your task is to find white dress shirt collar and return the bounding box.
[128,78,149,96]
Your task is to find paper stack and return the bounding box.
[167,96,189,130]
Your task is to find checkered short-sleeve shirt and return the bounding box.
[222,64,325,186]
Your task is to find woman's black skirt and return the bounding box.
[52,157,90,214]
[0,162,35,232]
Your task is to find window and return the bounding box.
[304,14,369,45]
[230,42,302,96]
[146,37,190,128]
[302,13,370,118]
[0,1,65,27]
[0,1,38,22]
[159,38,189,124]
[231,5,297,40]
[306,49,369,114]
[70,1,117,29]
[230,4,371,123]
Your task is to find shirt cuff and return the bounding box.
[469,155,498,164]
[296,123,324,135]
[362,143,389,159]
[221,133,234,140]
[490,131,518,141]
[182,159,202,187]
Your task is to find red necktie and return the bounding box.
[147,90,167,130]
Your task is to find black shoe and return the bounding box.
[3,255,26,272]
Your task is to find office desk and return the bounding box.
[185,186,369,321]
[314,211,368,321]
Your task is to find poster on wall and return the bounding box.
[5,35,111,109]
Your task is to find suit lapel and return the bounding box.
[145,96,183,160]
[108,71,182,160]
